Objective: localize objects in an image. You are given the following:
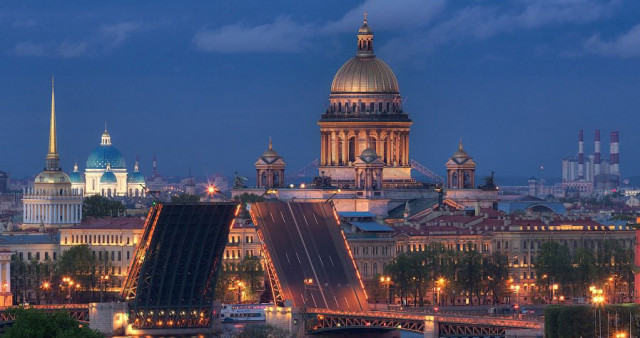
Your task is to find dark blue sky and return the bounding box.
[2,0,640,181]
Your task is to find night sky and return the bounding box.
[2,0,640,182]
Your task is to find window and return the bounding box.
[505,241,509,249]
[127,237,130,245]
[53,252,57,260]
[118,251,121,261]
[45,252,49,260]
[28,252,32,260]
[126,251,130,260]
[19,252,23,260]
[111,251,115,261]
[363,263,368,276]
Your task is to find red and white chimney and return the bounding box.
[578,130,584,180]
[610,131,619,175]
[594,130,601,176]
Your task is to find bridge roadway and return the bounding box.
[251,201,369,312]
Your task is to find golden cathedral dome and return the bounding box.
[330,16,399,94]
[331,57,399,94]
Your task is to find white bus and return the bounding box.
[220,303,271,322]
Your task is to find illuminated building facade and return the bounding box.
[255,139,285,189]
[318,16,412,184]
[22,80,83,229]
[82,129,146,197]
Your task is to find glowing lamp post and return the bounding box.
[380,276,392,309]
[41,281,50,304]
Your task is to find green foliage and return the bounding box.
[536,239,635,300]
[4,308,103,338]
[545,305,640,338]
[170,193,201,203]
[10,255,56,305]
[234,324,291,338]
[233,193,265,218]
[83,194,125,218]
[544,306,561,338]
[384,243,509,306]
[57,244,103,297]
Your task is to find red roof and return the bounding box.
[71,217,145,230]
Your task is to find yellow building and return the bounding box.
[59,217,144,290]
[222,219,263,269]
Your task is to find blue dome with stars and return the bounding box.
[86,130,126,170]
[100,171,117,184]
[127,172,145,184]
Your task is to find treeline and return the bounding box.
[383,243,509,306]
[535,240,634,302]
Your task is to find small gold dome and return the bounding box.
[35,170,71,184]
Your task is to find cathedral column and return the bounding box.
[396,131,402,166]
[319,132,324,166]
[330,131,337,165]
[376,130,382,158]
[341,130,347,165]
[405,131,410,166]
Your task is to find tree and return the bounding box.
[233,193,265,219]
[457,244,483,305]
[385,253,413,306]
[83,194,125,218]
[4,308,103,338]
[237,255,264,299]
[535,241,571,298]
[482,252,509,304]
[572,248,596,297]
[170,193,200,203]
[58,245,102,302]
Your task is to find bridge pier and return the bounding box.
[423,316,438,338]
[88,302,128,336]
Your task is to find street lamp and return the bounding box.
[100,275,109,302]
[552,284,559,304]
[380,276,392,310]
[41,281,50,305]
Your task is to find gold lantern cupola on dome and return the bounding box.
[330,14,399,95]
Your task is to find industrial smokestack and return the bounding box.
[578,130,584,180]
[594,130,601,176]
[610,131,619,175]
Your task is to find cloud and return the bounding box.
[194,16,310,53]
[379,0,621,61]
[12,41,48,56]
[8,21,149,58]
[193,0,446,53]
[583,24,640,58]
[100,22,149,47]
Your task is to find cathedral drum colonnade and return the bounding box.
[318,15,412,183]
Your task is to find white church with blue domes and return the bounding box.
[69,128,145,197]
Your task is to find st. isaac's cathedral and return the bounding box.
[232,17,498,215]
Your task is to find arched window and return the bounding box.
[451,172,458,188]
[348,137,356,163]
[463,172,471,188]
[261,171,267,187]
[369,137,376,151]
[273,172,280,187]
[338,102,342,112]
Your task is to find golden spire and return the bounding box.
[363,12,368,24]
[46,76,60,170]
[459,137,463,150]
[269,137,273,150]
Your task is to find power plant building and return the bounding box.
[562,130,620,195]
